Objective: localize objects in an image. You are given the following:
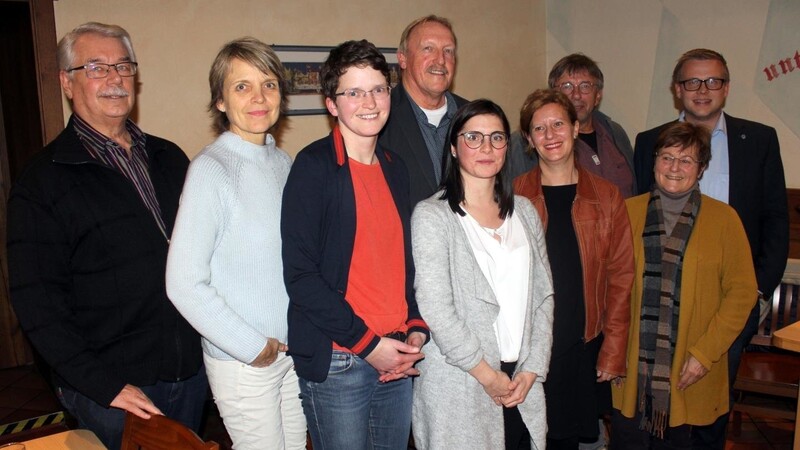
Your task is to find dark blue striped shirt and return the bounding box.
[73,114,168,240]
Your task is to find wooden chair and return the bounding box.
[731,281,800,431]
[121,413,219,450]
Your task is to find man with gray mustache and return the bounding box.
[379,15,468,206]
[7,22,205,450]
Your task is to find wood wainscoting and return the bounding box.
[788,189,800,260]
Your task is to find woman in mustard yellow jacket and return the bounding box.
[610,121,757,449]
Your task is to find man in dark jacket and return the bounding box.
[508,53,636,199]
[378,15,468,206]
[632,48,788,448]
[7,22,205,450]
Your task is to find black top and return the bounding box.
[579,131,598,154]
[542,184,585,357]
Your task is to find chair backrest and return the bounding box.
[121,413,219,450]
[751,281,799,346]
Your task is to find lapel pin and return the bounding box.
[741,134,746,140]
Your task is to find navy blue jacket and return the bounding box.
[281,128,428,382]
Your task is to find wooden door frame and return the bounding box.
[0,0,62,368]
[31,0,64,144]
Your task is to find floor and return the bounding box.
[0,364,794,449]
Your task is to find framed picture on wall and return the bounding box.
[272,45,400,116]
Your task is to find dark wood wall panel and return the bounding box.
[787,189,800,260]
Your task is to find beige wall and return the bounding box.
[54,0,546,159]
[53,1,799,186]
[545,0,800,187]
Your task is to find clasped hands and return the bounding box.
[482,369,537,408]
[471,360,535,408]
[365,332,427,383]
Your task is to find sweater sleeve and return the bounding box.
[411,201,486,372]
[166,153,268,364]
[515,198,555,381]
[688,208,758,369]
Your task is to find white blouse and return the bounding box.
[458,211,530,362]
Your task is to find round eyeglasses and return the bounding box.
[458,131,508,150]
[678,78,727,91]
[66,62,138,79]
[334,85,391,101]
[557,81,596,95]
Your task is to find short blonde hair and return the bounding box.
[398,15,457,54]
[672,48,729,84]
[208,37,288,136]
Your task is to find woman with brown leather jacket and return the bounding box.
[513,89,633,449]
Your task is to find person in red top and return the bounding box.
[281,39,429,450]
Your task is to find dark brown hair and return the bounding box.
[654,121,712,171]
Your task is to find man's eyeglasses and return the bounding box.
[335,85,391,101]
[557,81,596,95]
[458,131,509,150]
[655,153,700,168]
[678,77,727,91]
[66,62,138,79]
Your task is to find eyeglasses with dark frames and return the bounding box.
[66,62,138,79]
[678,77,727,91]
[458,131,509,150]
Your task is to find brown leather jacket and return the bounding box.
[514,165,633,375]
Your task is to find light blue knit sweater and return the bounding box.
[166,131,291,364]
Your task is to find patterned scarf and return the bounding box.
[637,187,701,438]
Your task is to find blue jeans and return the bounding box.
[299,351,412,450]
[57,366,208,450]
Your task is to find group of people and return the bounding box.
[7,13,788,450]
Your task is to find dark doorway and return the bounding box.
[0,0,44,183]
[0,0,62,368]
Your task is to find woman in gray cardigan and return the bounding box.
[411,100,555,450]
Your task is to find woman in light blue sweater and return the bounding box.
[166,38,305,450]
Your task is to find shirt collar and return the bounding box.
[678,110,727,137]
[72,113,148,157]
[407,90,457,124]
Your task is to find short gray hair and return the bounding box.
[57,22,136,77]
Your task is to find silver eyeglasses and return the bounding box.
[656,153,700,168]
[458,131,509,149]
[335,85,391,100]
[557,81,596,95]
[66,62,138,79]
[678,77,727,91]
